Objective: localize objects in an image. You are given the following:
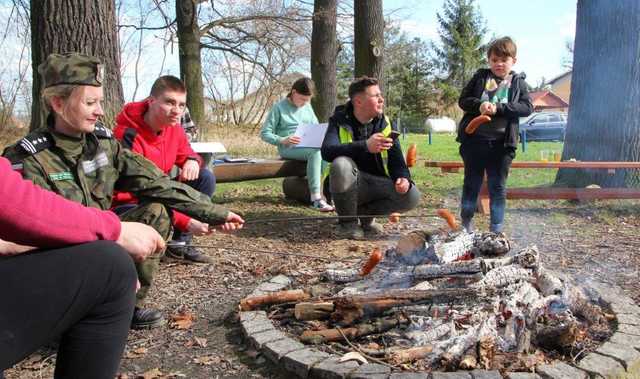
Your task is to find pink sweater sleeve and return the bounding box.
[0,157,121,247]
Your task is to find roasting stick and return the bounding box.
[166,242,361,262]
[242,213,440,225]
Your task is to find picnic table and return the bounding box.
[425,160,640,214]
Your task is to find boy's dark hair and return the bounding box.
[288,77,315,97]
[487,37,517,59]
[150,75,186,97]
[348,76,379,99]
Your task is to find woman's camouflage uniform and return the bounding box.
[3,120,229,304]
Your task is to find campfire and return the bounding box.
[240,227,613,373]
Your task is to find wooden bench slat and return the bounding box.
[425,160,640,170]
[506,187,640,200]
[213,160,307,183]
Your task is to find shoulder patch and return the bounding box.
[94,121,114,139]
[17,132,52,155]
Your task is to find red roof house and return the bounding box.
[528,90,569,112]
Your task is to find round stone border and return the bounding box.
[239,275,640,379]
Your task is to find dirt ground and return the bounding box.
[5,194,640,379]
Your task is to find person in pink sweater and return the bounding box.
[0,156,165,378]
[113,76,215,263]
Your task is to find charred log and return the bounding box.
[331,288,485,324]
[294,302,334,321]
[300,315,408,344]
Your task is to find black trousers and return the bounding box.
[0,241,137,378]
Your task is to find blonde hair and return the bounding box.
[41,84,79,113]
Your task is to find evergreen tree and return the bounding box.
[432,0,487,108]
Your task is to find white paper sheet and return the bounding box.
[293,123,329,148]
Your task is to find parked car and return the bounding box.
[519,112,567,141]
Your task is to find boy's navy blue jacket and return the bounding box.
[456,68,534,148]
[321,102,411,182]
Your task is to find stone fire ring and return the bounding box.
[239,275,640,379]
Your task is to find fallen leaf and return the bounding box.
[194,336,208,348]
[139,367,163,379]
[339,351,367,365]
[193,355,221,366]
[170,310,195,330]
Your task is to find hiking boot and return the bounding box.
[131,307,165,330]
[183,246,214,264]
[166,242,213,264]
[361,219,384,235]
[311,199,334,212]
[337,222,364,240]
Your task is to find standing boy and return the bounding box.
[456,37,533,233]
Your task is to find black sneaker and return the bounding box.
[131,307,165,330]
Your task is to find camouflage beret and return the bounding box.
[38,53,104,88]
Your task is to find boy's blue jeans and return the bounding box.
[459,140,515,232]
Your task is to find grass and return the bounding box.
[211,128,566,204]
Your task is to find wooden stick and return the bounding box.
[388,345,434,365]
[294,302,334,321]
[331,288,484,324]
[239,289,310,311]
[300,316,408,344]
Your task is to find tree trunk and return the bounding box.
[310,0,337,122]
[176,0,205,131]
[30,0,123,131]
[353,0,384,88]
[555,1,640,188]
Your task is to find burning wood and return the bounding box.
[331,288,485,324]
[300,315,408,344]
[254,229,611,373]
[413,259,483,279]
[294,302,334,320]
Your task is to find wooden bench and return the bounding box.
[213,159,306,183]
[425,160,640,214]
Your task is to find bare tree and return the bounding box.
[176,0,205,126]
[30,0,124,130]
[0,2,30,131]
[354,0,384,86]
[310,0,337,122]
[555,0,640,188]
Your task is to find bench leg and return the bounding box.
[476,173,490,215]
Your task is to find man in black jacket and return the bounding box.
[321,77,420,239]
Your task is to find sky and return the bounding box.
[0,0,577,108]
[385,0,577,87]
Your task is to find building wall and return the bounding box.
[551,73,572,104]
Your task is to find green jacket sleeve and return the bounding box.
[111,141,229,225]
[260,104,284,146]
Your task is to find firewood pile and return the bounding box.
[239,229,614,372]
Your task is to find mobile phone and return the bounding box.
[389,130,401,140]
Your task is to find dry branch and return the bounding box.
[239,289,309,311]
